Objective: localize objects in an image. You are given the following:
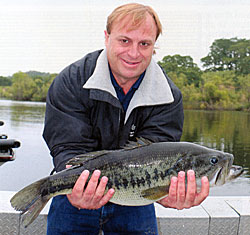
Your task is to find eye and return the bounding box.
[121,39,129,44]
[210,157,219,165]
[140,41,152,48]
[140,42,149,46]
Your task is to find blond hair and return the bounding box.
[106,3,162,40]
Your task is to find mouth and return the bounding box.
[226,165,244,181]
[121,59,140,66]
[214,155,234,185]
[209,167,222,186]
[215,167,223,185]
[209,154,243,187]
[213,164,244,185]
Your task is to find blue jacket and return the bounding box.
[43,49,184,171]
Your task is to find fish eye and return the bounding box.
[210,157,219,165]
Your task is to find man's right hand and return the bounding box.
[66,169,115,210]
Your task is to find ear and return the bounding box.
[104,30,109,46]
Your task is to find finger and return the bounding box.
[69,170,89,199]
[66,165,72,169]
[83,170,101,201]
[185,170,196,207]
[167,176,178,204]
[177,171,186,204]
[156,196,168,206]
[194,176,209,205]
[92,176,109,202]
[98,188,115,207]
[67,170,89,205]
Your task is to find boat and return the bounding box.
[0,121,20,166]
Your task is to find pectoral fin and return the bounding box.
[141,186,169,201]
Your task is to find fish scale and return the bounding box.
[106,161,173,205]
[10,138,243,228]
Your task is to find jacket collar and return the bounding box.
[83,49,174,123]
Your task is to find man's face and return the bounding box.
[105,13,157,84]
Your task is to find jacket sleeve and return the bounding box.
[136,77,184,143]
[43,63,98,172]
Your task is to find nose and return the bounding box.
[127,44,140,58]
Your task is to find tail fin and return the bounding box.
[10,178,51,228]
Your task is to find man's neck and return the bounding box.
[114,76,139,95]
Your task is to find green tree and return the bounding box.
[158,54,202,87]
[32,73,56,101]
[9,72,37,100]
[236,74,250,109]
[0,71,56,101]
[200,71,240,109]
[201,38,250,74]
[0,76,12,86]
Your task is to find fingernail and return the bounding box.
[109,188,115,194]
[188,170,195,176]
[172,176,178,183]
[202,176,208,182]
[83,170,89,175]
[178,171,185,178]
[102,176,108,183]
[94,170,101,176]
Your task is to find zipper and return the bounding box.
[117,108,125,147]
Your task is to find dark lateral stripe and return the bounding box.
[44,181,75,196]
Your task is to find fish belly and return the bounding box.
[110,188,155,206]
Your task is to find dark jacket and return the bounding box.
[43,49,184,172]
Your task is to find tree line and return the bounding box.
[0,71,57,102]
[0,38,249,110]
[159,38,250,111]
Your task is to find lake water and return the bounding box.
[0,100,249,196]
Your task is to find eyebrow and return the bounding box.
[117,35,154,44]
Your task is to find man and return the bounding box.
[43,3,209,234]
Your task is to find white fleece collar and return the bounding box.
[83,49,174,123]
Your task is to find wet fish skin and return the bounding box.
[10,139,242,227]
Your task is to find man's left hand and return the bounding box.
[158,170,209,209]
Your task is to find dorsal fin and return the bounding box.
[123,137,152,150]
[66,150,110,166]
[136,137,152,145]
[66,137,152,166]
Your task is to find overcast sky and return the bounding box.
[0,0,250,76]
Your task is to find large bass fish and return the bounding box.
[10,138,243,227]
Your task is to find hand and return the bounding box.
[66,169,115,210]
[157,170,209,210]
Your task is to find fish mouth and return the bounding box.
[214,167,225,185]
[214,164,244,186]
[215,167,223,185]
[213,156,232,186]
[226,165,244,181]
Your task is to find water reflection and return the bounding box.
[0,100,51,191]
[9,104,45,125]
[182,110,250,195]
[182,110,250,173]
[0,100,45,125]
